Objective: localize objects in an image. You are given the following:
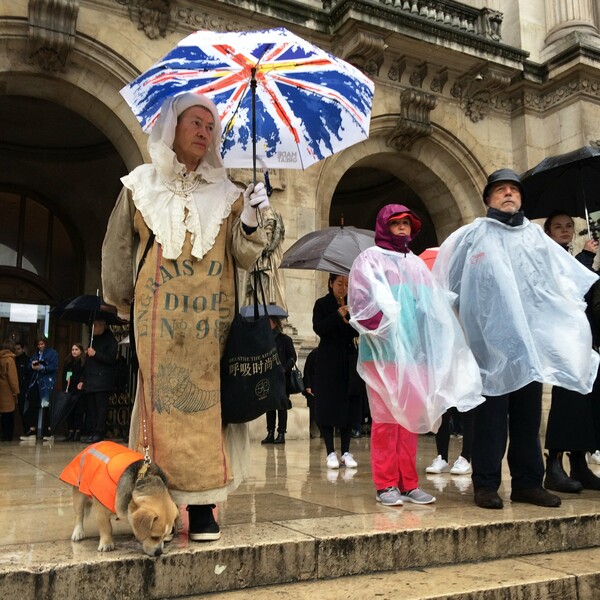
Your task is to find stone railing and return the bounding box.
[324,0,503,42]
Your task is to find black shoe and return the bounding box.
[544,452,582,493]
[19,429,37,440]
[261,431,275,444]
[187,505,221,541]
[510,487,561,507]
[351,429,361,438]
[64,431,75,442]
[81,435,103,444]
[474,487,504,509]
[273,433,285,444]
[569,451,600,490]
[73,431,81,442]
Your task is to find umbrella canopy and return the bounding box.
[520,146,600,221]
[419,247,439,271]
[120,27,374,174]
[240,304,288,318]
[51,294,123,326]
[281,226,376,275]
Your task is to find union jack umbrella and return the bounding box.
[120,27,374,175]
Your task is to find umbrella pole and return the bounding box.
[251,67,263,228]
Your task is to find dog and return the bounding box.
[60,441,180,557]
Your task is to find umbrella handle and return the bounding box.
[250,67,263,228]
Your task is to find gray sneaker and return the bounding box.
[400,488,436,504]
[376,486,404,506]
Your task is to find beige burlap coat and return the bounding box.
[102,94,266,505]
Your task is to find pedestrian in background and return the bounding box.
[0,340,19,441]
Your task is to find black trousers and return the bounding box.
[85,391,110,437]
[266,409,288,434]
[0,412,14,441]
[472,381,544,492]
[435,407,474,462]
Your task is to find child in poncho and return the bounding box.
[348,204,484,506]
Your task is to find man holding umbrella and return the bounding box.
[433,168,599,509]
[79,320,118,444]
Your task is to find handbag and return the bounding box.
[286,363,305,395]
[220,268,289,424]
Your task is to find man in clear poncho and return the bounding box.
[101,93,268,541]
[348,204,485,506]
[433,168,600,510]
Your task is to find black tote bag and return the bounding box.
[220,269,289,424]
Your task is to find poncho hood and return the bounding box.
[375,204,422,253]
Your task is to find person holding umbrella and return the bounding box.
[541,210,600,492]
[101,92,268,542]
[433,169,599,509]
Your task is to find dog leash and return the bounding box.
[138,371,152,467]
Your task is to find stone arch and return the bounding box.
[315,116,488,244]
[0,29,145,169]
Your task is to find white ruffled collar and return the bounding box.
[122,142,240,260]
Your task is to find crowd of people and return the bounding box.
[3,89,598,544]
[0,319,119,444]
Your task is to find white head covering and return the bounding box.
[121,92,240,260]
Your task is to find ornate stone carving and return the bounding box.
[336,31,386,77]
[518,77,600,112]
[387,57,407,82]
[28,0,79,71]
[451,66,512,122]
[480,9,503,42]
[388,89,437,151]
[430,68,448,93]
[116,0,175,39]
[409,63,427,88]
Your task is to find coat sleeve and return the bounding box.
[102,187,137,315]
[5,359,19,395]
[230,196,267,271]
[282,334,297,372]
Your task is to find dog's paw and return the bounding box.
[71,526,85,542]
[97,540,115,552]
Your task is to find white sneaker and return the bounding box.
[425,455,450,474]
[326,452,340,469]
[587,450,600,465]
[450,456,472,475]
[340,452,358,468]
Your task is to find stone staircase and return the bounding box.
[3,498,600,600]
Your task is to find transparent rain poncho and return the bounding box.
[348,247,485,433]
[432,217,600,396]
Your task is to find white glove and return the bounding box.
[241,182,270,228]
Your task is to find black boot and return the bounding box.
[569,451,600,490]
[187,505,220,541]
[273,433,285,444]
[261,430,275,444]
[544,451,583,493]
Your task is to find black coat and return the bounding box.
[312,291,360,427]
[273,329,296,375]
[81,331,118,393]
[62,357,84,393]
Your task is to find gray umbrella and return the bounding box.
[280,226,376,275]
[240,304,288,318]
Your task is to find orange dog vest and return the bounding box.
[60,441,144,513]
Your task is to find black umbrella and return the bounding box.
[51,293,124,346]
[280,226,376,275]
[49,390,80,436]
[521,146,600,226]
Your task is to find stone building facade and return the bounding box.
[1,0,600,357]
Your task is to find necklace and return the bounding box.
[163,174,200,197]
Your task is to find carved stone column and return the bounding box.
[545,0,599,46]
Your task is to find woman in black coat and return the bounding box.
[62,343,85,441]
[543,210,600,492]
[261,317,296,445]
[312,274,360,470]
